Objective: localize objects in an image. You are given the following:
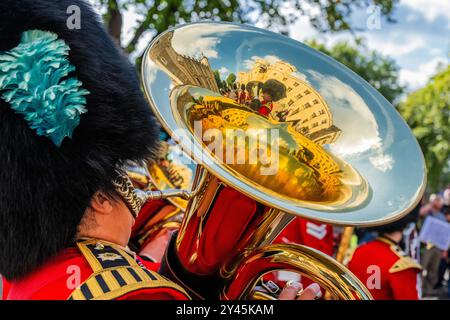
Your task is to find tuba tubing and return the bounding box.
[222,243,372,300]
[170,166,372,300]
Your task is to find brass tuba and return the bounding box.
[138,22,426,300]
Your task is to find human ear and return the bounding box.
[90,192,114,215]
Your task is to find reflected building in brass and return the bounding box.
[238,59,341,146]
[149,31,219,92]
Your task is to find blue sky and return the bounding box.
[113,0,449,93]
[281,0,450,92]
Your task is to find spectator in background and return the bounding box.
[420,194,445,221]
[445,207,450,299]
[420,194,445,297]
[442,187,450,213]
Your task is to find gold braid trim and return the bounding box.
[389,257,422,273]
[69,266,190,300]
[112,172,146,218]
[69,239,190,300]
[376,237,422,274]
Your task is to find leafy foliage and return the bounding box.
[399,66,450,191]
[94,0,398,56]
[307,39,404,103]
[226,73,237,87]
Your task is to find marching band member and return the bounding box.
[348,206,422,300]
[0,0,314,301]
[259,79,286,117]
[0,0,189,300]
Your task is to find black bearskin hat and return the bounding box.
[262,79,286,101]
[0,0,159,280]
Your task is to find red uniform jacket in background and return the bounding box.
[275,218,334,256]
[348,237,421,300]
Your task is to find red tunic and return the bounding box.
[3,244,189,300]
[348,237,421,300]
[131,199,179,256]
[275,218,334,256]
[258,100,273,116]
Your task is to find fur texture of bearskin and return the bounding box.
[0,0,160,280]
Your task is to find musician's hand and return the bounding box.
[278,282,322,300]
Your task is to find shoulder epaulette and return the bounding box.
[381,239,422,274]
[389,256,422,273]
[68,238,188,300]
[376,237,422,273]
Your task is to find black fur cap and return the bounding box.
[0,0,160,280]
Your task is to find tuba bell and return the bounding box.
[138,22,426,300]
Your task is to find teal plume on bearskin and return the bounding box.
[0,30,89,146]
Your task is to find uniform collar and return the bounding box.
[376,235,399,246]
[76,237,137,259]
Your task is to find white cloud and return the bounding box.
[428,47,444,57]
[289,16,319,42]
[365,33,425,57]
[142,58,158,86]
[402,0,450,21]
[171,24,249,59]
[369,153,395,172]
[218,66,229,76]
[399,56,448,90]
[172,31,220,59]
[304,70,382,158]
[405,12,420,23]
[242,55,282,70]
[291,71,308,82]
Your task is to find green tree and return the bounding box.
[399,66,450,191]
[307,39,404,103]
[226,73,237,87]
[213,70,223,90]
[95,0,398,56]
